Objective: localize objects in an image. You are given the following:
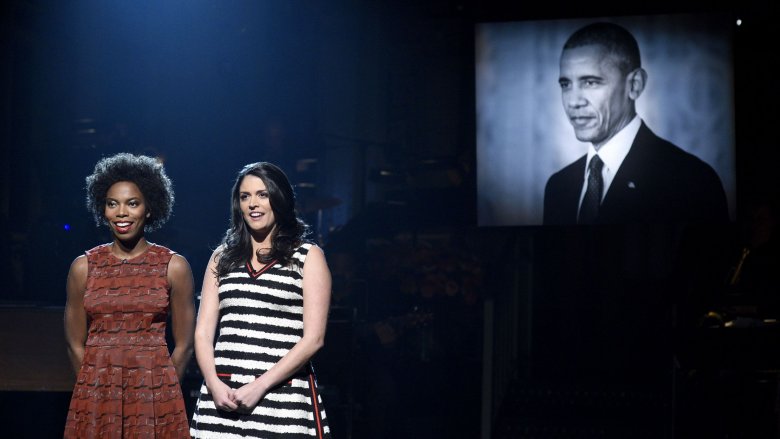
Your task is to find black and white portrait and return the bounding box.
[476,14,736,226]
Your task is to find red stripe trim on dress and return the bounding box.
[308,373,325,439]
[217,373,292,384]
[246,259,278,279]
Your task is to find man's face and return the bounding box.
[559,44,634,149]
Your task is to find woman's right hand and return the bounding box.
[196,248,238,412]
[64,255,88,375]
[208,379,238,412]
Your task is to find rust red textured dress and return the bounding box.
[64,243,191,438]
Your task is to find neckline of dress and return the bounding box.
[246,259,277,279]
[106,242,155,263]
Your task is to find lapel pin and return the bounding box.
[628,181,636,189]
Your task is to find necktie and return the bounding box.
[578,155,604,224]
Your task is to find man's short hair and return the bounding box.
[563,22,641,76]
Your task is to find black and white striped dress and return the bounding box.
[191,243,331,438]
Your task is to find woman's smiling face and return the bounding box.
[239,174,276,234]
[104,181,149,240]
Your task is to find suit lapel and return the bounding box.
[564,155,588,222]
[598,123,653,221]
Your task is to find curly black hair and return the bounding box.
[215,162,310,277]
[85,153,175,232]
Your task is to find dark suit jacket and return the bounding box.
[543,123,729,225]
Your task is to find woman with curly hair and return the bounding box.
[63,153,195,438]
[190,162,332,438]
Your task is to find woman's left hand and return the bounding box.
[233,380,267,413]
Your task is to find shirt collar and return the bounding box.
[586,115,642,174]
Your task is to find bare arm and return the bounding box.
[233,245,332,410]
[168,253,195,381]
[194,248,238,411]
[63,255,88,375]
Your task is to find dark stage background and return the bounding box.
[1,1,779,438]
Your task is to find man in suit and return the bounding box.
[543,22,728,225]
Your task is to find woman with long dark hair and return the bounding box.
[190,162,332,438]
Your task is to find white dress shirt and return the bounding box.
[578,116,642,211]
